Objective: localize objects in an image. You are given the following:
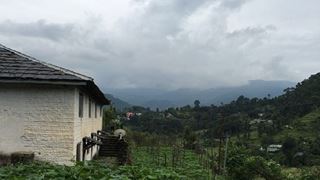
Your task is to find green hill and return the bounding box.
[104,94,131,111]
[275,108,320,142]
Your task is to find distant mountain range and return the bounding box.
[104,94,131,111]
[106,80,296,110]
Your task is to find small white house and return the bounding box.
[249,119,273,125]
[267,144,282,153]
[0,44,110,165]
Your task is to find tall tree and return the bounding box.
[194,100,200,109]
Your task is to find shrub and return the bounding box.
[227,145,284,180]
[299,166,320,180]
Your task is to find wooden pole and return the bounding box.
[218,137,222,174]
[217,113,224,174]
[223,134,229,174]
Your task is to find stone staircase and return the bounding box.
[98,132,129,165]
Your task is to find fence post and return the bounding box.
[223,134,229,175]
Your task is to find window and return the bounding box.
[100,106,103,117]
[97,105,100,118]
[79,93,84,118]
[95,103,97,118]
[88,99,91,118]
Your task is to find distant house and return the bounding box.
[125,112,142,120]
[249,119,273,125]
[165,112,174,118]
[126,112,135,120]
[0,44,110,165]
[267,144,282,153]
[135,113,142,116]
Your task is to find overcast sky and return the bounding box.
[0,0,319,90]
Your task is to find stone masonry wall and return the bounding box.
[73,88,103,161]
[0,84,75,165]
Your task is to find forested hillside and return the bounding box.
[3,74,319,179]
[120,72,320,171]
[125,73,320,133]
[104,94,131,111]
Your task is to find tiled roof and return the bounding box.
[0,44,91,81]
[0,44,109,105]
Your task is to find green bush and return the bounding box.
[227,145,284,180]
[0,161,186,180]
[0,147,213,180]
[299,166,320,180]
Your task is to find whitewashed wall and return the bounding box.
[0,83,103,165]
[0,84,75,164]
[73,88,103,161]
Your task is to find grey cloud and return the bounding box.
[0,20,74,41]
[220,0,250,9]
[263,56,291,79]
[0,0,278,89]
[228,26,276,37]
[144,0,210,14]
[0,0,318,90]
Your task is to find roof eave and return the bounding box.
[0,79,87,86]
[0,79,110,105]
[85,80,110,105]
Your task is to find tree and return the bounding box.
[261,135,274,148]
[102,106,117,130]
[282,137,297,166]
[227,145,284,180]
[194,100,200,109]
[183,127,198,149]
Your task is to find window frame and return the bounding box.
[100,106,103,117]
[95,103,97,118]
[88,98,92,118]
[79,93,84,118]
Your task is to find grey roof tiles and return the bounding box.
[0,45,87,81]
[0,44,110,104]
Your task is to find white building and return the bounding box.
[249,119,273,125]
[0,44,110,165]
[267,144,282,153]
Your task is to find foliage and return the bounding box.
[194,100,200,109]
[283,166,320,180]
[132,147,212,179]
[102,106,117,130]
[260,135,275,148]
[0,147,215,180]
[0,161,185,180]
[227,145,284,180]
[127,131,179,147]
[124,111,183,135]
[282,137,298,166]
[298,166,320,180]
[183,127,198,149]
